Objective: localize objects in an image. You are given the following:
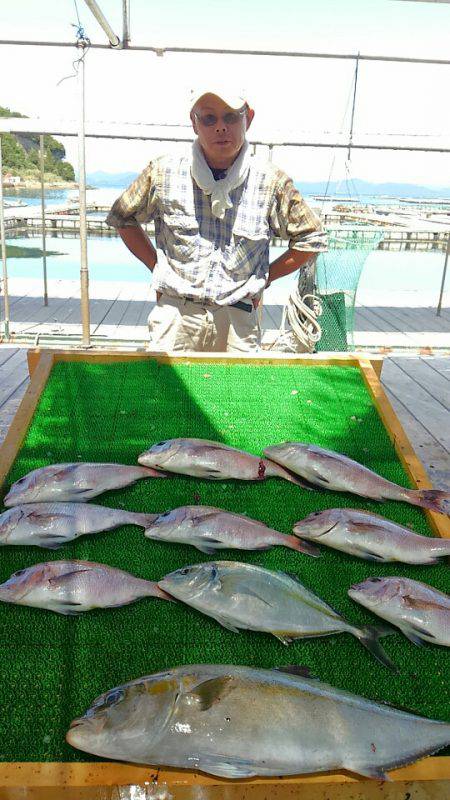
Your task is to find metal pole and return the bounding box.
[0,136,10,340]
[3,38,450,66]
[436,232,450,316]
[78,46,91,346]
[347,53,360,161]
[122,0,130,47]
[83,0,121,47]
[39,135,48,306]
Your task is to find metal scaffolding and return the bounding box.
[1,1,449,344]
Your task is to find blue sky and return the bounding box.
[1,0,450,184]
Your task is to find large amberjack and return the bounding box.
[66,663,450,780]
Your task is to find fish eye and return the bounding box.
[12,569,26,577]
[369,577,383,583]
[105,688,124,706]
[180,567,190,576]
[159,511,171,519]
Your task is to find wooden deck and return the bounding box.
[1,346,449,492]
[2,277,450,350]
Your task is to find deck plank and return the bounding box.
[381,359,450,452]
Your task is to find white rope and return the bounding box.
[268,284,322,353]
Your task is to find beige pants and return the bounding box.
[148,294,260,352]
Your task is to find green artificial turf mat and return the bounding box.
[0,359,449,763]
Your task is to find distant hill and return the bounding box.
[0,106,75,183]
[87,171,450,199]
[87,171,138,188]
[295,179,450,200]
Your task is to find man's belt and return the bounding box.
[183,296,253,313]
[232,300,253,313]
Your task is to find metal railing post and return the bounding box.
[436,232,450,316]
[39,134,48,306]
[0,136,11,341]
[78,45,91,346]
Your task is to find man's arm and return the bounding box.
[266,248,312,287]
[118,226,157,271]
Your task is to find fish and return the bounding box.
[0,560,170,615]
[263,443,450,515]
[138,438,306,486]
[158,560,394,668]
[3,462,166,506]
[66,662,450,780]
[293,508,450,564]
[145,505,319,556]
[0,503,159,549]
[349,576,450,647]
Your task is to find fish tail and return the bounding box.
[148,583,175,602]
[139,466,168,478]
[263,459,312,490]
[355,624,397,671]
[285,535,321,558]
[407,489,450,515]
[126,512,159,530]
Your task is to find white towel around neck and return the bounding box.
[191,139,250,220]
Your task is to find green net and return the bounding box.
[0,360,448,763]
[315,231,383,351]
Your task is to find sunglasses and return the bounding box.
[194,109,247,127]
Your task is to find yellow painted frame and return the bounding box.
[0,348,448,798]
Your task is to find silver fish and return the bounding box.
[264,443,450,514]
[293,508,450,564]
[138,438,305,486]
[66,663,450,780]
[0,503,159,549]
[4,462,166,506]
[159,560,393,667]
[145,505,319,556]
[0,560,170,615]
[349,576,450,647]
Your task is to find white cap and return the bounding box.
[190,85,248,111]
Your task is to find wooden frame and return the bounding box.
[0,348,448,798]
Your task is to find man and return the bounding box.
[106,86,326,352]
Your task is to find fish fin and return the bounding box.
[190,512,222,526]
[346,520,386,534]
[52,600,83,615]
[27,511,73,526]
[356,550,386,562]
[400,624,434,647]
[38,539,66,550]
[187,676,235,711]
[212,615,241,634]
[220,574,273,607]
[47,569,91,588]
[196,544,221,554]
[287,536,321,557]
[274,634,294,645]
[192,756,258,779]
[347,764,391,781]
[403,595,447,613]
[274,665,318,679]
[263,459,314,490]
[356,625,397,671]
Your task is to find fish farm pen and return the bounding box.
[0,349,448,798]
